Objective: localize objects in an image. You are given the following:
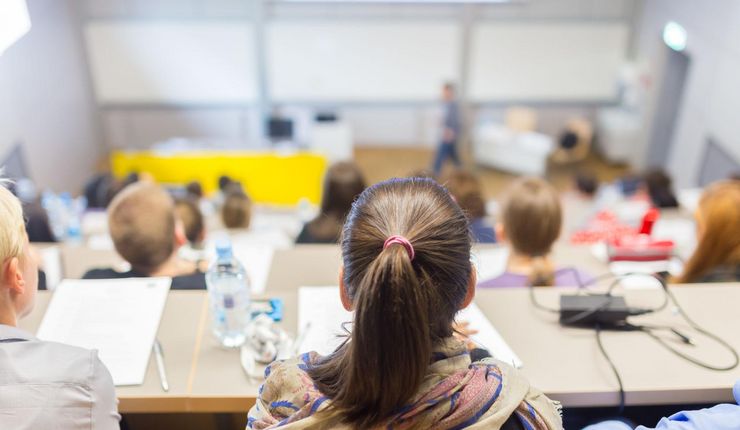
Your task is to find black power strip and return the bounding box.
[559,294,631,327]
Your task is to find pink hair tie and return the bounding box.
[383,235,415,261]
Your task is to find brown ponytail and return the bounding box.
[308,178,472,428]
[528,257,555,287]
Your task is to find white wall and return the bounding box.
[75,0,637,149]
[0,0,101,192]
[634,0,740,187]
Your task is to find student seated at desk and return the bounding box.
[295,162,366,244]
[216,187,292,249]
[83,182,206,290]
[643,169,679,209]
[221,186,252,230]
[479,177,592,288]
[444,169,497,243]
[0,183,120,429]
[249,178,562,430]
[676,180,740,283]
[175,197,207,265]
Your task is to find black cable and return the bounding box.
[595,323,626,415]
[528,284,559,313]
[639,284,740,371]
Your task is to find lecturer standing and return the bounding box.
[432,83,462,176]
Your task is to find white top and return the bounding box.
[0,324,120,429]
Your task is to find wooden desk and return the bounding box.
[476,284,740,407]
[21,278,738,412]
[19,291,207,413]
[185,284,740,411]
[266,246,342,291]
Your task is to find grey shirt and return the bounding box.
[0,325,121,429]
[442,100,461,142]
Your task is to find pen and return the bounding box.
[153,339,169,392]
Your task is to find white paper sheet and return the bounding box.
[297,286,522,368]
[472,247,509,282]
[204,233,280,294]
[608,260,683,289]
[231,243,274,295]
[38,246,62,291]
[36,278,171,386]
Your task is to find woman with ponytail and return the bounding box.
[248,178,562,429]
[479,177,592,288]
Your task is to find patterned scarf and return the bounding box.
[248,338,561,430]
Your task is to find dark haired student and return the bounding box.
[295,162,366,244]
[248,178,562,429]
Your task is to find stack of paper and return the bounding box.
[37,278,171,386]
[297,286,522,368]
[472,247,509,282]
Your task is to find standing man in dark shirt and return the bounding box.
[432,83,462,176]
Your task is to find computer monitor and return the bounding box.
[267,118,294,141]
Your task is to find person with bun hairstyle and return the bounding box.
[248,178,562,429]
[479,177,592,287]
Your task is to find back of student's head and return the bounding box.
[308,177,472,428]
[185,181,203,199]
[678,180,740,283]
[174,198,205,245]
[0,184,27,271]
[320,162,366,218]
[221,187,252,229]
[308,162,366,241]
[444,169,487,219]
[108,182,176,274]
[217,175,232,192]
[574,171,599,197]
[644,168,678,208]
[501,177,562,286]
[0,183,37,317]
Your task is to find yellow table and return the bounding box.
[112,150,327,205]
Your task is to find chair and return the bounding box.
[472,107,554,176]
[550,118,594,164]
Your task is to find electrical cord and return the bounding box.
[528,266,740,415]
[595,323,626,415]
[637,284,740,371]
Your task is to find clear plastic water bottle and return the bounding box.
[42,192,66,241]
[205,240,251,347]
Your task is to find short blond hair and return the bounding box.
[0,184,26,268]
[108,182,176,274]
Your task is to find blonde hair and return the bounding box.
[501,177,562,286]
[678,180,740,283]
[0,184,26,271]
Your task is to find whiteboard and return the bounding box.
[267,21,461,101]
[85,22,257,104]
[469,23,629,101]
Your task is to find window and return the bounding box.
[0,0,31,56]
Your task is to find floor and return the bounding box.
[353,145,630,200]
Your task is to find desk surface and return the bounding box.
[20,291,206,413]
[19,283,740,413]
